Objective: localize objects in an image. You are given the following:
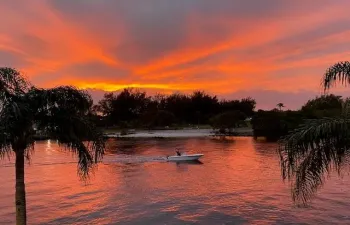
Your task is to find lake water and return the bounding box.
[1,137,350,224]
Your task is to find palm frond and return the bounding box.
[0,125,12,159]
[0,69,105,177]
[0,68,30,103]
[52,116,105,179]
[279,117,350,203]
[0,68,34,161]
[0,96,34,159]
[323,61,350,91]
[27,87,105,178]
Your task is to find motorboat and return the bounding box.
[166,153,203,162]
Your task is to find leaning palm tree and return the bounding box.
[0,68,105,225]
[279,61,350,204]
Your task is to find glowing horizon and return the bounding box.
[77,82,190,92]
[1,0,350,109]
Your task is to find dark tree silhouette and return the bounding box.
[97,88,150,125]
[219,98,256,117]
[0,68,105,225]
[301,94,343,118]
[210,110,246,134]
[94,89,256,127]
[279,61,350,204]
[277,103,285,111]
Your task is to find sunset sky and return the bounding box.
[1,0,350,109]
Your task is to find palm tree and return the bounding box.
[277,103,285,111]
[0,68,105,225]
[279,61,350,204]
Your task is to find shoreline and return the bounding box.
[33,128,253,140]
[104,128,253,138]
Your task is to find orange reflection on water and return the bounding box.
[1,138,350,224]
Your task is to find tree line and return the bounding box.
[252,94,344,141]
[92,88,256,129]
[91,88,346,140]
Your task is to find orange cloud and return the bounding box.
[1,0,350,108]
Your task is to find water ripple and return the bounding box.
[1,138,350,224]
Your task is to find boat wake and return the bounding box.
[102,154,204,165]
[0,156,168,167]
[0,161,82,168]
[1,155,202,167]
[102,155,168,164]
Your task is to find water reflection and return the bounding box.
[1,137,350,224]
[174,160,203,165]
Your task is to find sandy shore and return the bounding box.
[105,129,213,138]
[104,128,252,138]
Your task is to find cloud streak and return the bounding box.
[1,0,350,109]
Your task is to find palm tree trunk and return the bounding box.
[15,149,26,225]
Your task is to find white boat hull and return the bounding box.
[167,154,203,161]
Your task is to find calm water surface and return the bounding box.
[1,137,350,224]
